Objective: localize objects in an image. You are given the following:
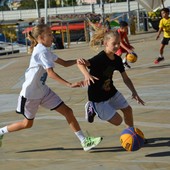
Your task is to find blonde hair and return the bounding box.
[90,26,119,50]
[27,24,49,53]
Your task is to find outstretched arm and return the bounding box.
[46,67,83,88]
[120,41,133,53]
[55,57,76,67]
[121,71,145,105]
[120,35,134,53]
[77,59,98,86]
[124,35,130,45]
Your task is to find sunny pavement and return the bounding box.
[0,30,170,170]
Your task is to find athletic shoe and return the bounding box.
[123,61,131,68]
[0,135,3,147]
[154,57,164,64]
[85,101,97,123]
[81,136,102,151]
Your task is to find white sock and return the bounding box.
[159,54,163,58]
[75,130,86,143]
[123,58,127,63]
[0,126,8,135]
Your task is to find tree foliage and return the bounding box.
[1,26,17,42]
[0,0,135,10]
[19,0,57,9]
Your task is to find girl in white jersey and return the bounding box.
[0,24,102,151]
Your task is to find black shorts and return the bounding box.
[161,37,170,45]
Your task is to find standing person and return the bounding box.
[115,21,134,68]
[0,24,102,151]
[155,8,170,64]
[104,15,111,31]
[52,31,64,49]
[77,28,145,131]
[129,15,136,35]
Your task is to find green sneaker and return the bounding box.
[0,135,3,147]
[81,136,102,151]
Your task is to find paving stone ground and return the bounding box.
[0,30,170,170]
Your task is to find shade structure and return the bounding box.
[51,23,85,31]
[22,27,33,34]
[135,0,165,11]
[22,23,85,34]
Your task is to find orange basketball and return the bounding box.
[126,52,138,63]
[120,127,145,151]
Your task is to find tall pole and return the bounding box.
[137,2,140,32]
[100,0,104,24]
[127,0,130,20]
[161,0,165,8]
[61,0,64,7]
[34,0,39,18]
[127,0,131,35]
[44,0,48,24]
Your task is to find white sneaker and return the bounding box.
[81,136,102,151]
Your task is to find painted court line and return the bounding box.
[0,158,169,164]
[35,116,170,128]
[115,67,170,81]
[12,75,25,89]
[0,61,16,70]
[1,116,169,128]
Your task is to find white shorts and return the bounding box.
[93,91,129,121]
[16,88,63,120]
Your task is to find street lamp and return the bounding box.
[100,0,105,23]
[34,0,39,18]
[44,0,48,24]
[127,0,131,35]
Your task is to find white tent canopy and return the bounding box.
[135,0,165,11]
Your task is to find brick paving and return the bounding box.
[0,30,170,170]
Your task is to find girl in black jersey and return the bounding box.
[77,29,145,128]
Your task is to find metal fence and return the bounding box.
[0,2,141,21]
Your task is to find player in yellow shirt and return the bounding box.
[155,8,170,64]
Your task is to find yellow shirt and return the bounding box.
[159,17,170,38]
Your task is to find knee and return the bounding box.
[124,105,132,113]
[121,105,133,118]
[108,113,123,126]
[22,120,33,129]
[25,123,33,129]
[114,117,123,126]
[128,105,132,113]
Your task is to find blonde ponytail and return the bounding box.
[27,24,49,53]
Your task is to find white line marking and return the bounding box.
[115,68,170,81]
[12,75,25,89]
[0,158,170,164]
[0,61,16,70]
[0,158,169,164]
[35,116,170,128]
[1,116,169,128]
